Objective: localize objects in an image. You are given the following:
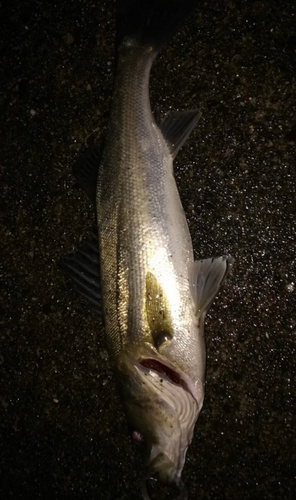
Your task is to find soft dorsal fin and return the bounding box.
[189,256,234,319]
[159,109,202,159]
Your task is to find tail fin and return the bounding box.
[116,0,198,52]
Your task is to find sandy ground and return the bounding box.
[1,1,295,499]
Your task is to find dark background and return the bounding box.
[1,0,295,499]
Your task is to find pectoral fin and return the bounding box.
[189,256,234,319]
[145,272,173,349]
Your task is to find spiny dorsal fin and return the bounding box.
[159,109,202,159]
[189,256,234,318]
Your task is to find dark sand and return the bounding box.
[1,1,295,499]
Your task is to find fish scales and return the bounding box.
[97,43,196,369]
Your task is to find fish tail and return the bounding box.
[116,0,198,53]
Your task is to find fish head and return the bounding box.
[115,343,203,490]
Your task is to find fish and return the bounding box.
[61,0,234,498]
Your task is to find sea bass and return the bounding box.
[62,0,233,498]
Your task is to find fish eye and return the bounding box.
[131,430,145,445]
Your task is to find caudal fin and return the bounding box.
[116,0,198,52]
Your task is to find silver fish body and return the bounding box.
[97,42,204,390]
[96,35,233,493]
